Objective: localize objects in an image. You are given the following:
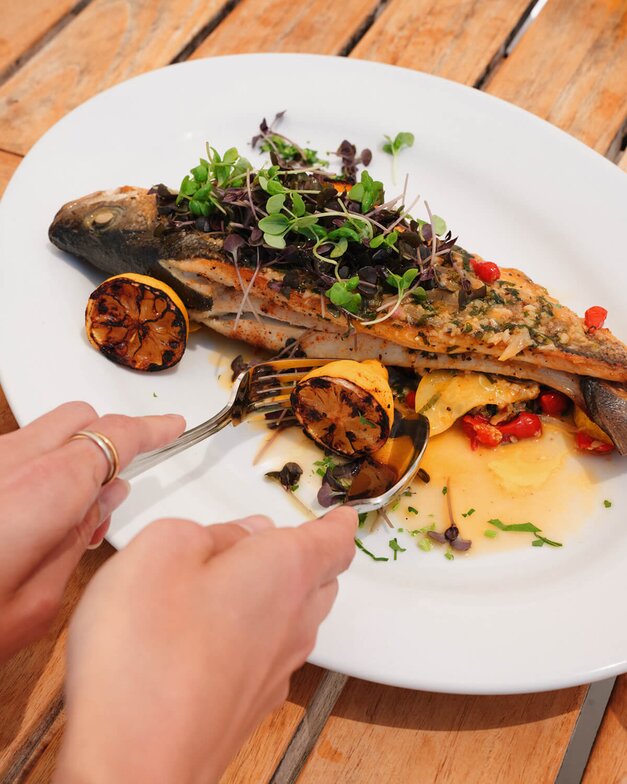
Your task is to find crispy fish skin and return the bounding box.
[48,186,627,452]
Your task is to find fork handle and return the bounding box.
[121,405,234,480]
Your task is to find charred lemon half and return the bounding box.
[85,273,189,372]
[291,359,394,457]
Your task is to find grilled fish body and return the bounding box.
[49,186,627,453]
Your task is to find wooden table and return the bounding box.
[0,1,626,781]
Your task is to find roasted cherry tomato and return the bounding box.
[471,259,500,283]
[498,412,542,441]
[584,306,607,334]
[539,391,570,417]
[405,389,416,409]
[462,415,503,450]
[575,431,614,454]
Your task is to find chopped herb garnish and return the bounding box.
[388,537,407,561]
[484,530,497,538]
[355,537,389,562]
[442,486,448,495]
[313,455,337,477]
[358,512,368,527]
[444,550,454,561]
[382,131,414,183]
[461,508,476,517]
[603,499,612,508]
[487,519,540,533]
[152,392,158,398]
[487,519,562,547]
[418,537,432,552]
[358,414,377,428]
[407,506,418,515]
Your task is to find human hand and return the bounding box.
[0,402,185,659]
[56,507,357,784]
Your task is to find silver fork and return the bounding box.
[121,358,329,480]
[121,357,430,513]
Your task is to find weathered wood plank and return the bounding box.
[0,385,19,435]
[350,0,534,85]
[297,680,588,783]
[0,0,78,78]
[485,0,627,155]
[6,664,324,784]
[0,0,234,155]
[582,675,627,784]
[221,665,326,784]
[191,0,381,58]
[0,544,113,780]
[0,149,22,198]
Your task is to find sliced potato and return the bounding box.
[85,273,189,372]
[414,370,539,435]
[291,359,394,457]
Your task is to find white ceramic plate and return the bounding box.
[1,54,625,694]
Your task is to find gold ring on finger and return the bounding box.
[69,430,121,485]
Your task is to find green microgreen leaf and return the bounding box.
[355,538,389,562]
[348,171,383,213]
[330,237,348,258]
[326,277,362,315]
[291,192,306,217]
[263,233,286,249]
[258,214,290,235]
[382,132,415,184]
[266,193,286,214]
[388,537,407,561]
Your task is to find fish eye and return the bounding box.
[86,206,121,231]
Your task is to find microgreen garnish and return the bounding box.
[388,537,407,560]
[326,277,362,315]
[348,170,384,213]
[603,499,612,508]
[355,538,389,562]
[154,113,466,331]
[382,131,415,184]
[487,519,563,548]
[265,462,303,492]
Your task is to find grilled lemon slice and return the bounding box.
[85,273,189,371]
[291,359,394,456]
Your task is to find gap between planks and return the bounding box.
[0,1,93,88]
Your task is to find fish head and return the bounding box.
[48,186,160,276]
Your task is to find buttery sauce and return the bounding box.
[397,422,598,555]
[255,417,599,556]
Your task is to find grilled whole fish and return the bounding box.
[49,186,627,453]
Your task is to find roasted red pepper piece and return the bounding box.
[462,415,503,450]
[539,391,570,417]
[471,259,500,283]
[405,389,416,409]
[575,431,614,454]
[498,412,542,440]
[584,306,607,334]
